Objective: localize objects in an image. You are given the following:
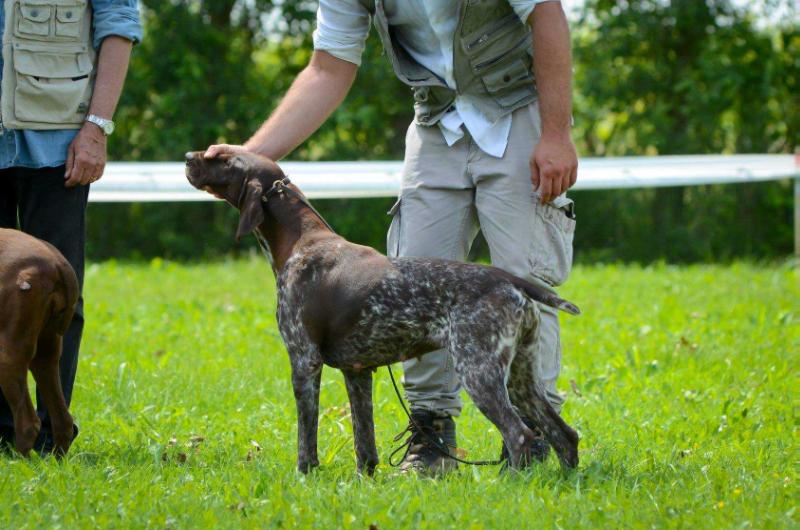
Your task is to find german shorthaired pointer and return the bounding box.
[0,229,78,456]
[185,151,580,474]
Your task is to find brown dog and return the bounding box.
[186,151,580,475]
[0,229,77,456]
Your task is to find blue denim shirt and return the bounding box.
[0,1,142,169]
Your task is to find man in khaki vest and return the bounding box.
[0,0,141,453]
[207,0,578,475]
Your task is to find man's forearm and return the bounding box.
[529,2,573,138]
[245,51,358,161]
[65,36,133,186]
[88,36,133,119]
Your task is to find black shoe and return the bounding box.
[34,423,79,457]
[0,425,14,456]
[499,417,550,465]
[391,409,458,476]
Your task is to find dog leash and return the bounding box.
[261,178,501,468]
[386,365,503,467]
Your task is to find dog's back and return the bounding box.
[0,229,78,339]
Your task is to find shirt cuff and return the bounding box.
[514,0,561,24]
[312,29,365,66]
[92,7,143,49]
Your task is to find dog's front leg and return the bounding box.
[342,370,379,476]
[290,359,322,474]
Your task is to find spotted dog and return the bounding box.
[0,229,78,456]
[185,151,580,475]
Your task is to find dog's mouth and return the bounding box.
[184,164,199,187]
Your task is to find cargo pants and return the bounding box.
[387,102,576,416]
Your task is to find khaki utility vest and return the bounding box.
[1,0,96,130]
[359,0,538,126]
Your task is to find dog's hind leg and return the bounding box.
[507,313,579,469]
[0,338,40,456]
[448,318,535,469]
[30,331,74,456]
[343,370,379,476]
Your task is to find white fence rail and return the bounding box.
[92,154,800,254]
[92,154,796,200]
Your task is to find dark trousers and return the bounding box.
[0,165,87,446]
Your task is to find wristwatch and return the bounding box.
[86,114,115,136]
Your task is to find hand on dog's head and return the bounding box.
[185,150,285,240]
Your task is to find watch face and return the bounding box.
[103,121,115,135]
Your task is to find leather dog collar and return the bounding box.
[259,176,336,233]
[261,176,292,203]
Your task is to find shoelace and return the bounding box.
[388,419,452,467]
[387,366,501,467]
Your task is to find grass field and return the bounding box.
[0,259,797,528]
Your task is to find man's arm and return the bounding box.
[206,51,358,161]
[65,36,133,187]
[528,2,578,203]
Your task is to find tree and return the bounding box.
[570,0,798,261]
[92,1,798,261]
[111,0,411,162]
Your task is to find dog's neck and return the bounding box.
[253,184,332,273]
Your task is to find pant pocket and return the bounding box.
[386,196,402,258]
[529,196,576,287]
[13,47,93,125]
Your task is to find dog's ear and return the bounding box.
[236,179,265,241]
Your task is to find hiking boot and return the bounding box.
[499,417,550,466]
[391,409,458,476]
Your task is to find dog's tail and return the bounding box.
[507,275,581,316]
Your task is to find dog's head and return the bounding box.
[185,150,285,240]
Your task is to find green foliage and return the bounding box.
[573,0,798,156]
[113,1,410,162]
[569,0,798,261]
[93,0,799,262]
[0,261,796,527]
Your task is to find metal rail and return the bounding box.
[90,154,800,255]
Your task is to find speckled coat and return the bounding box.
[185,151,580,474]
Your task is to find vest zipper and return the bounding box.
[465,13,519,51]
[453,1,468,95]
[474,35,530,71]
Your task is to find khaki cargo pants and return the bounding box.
[387,102,576,416]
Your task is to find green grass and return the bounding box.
[1,259,797,529]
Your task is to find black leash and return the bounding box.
[261,178,500,467]
[386,365,502,467]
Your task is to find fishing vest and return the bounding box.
[1,0,96,130]
[359,0,538,126]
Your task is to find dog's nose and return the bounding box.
[185,151,196,162]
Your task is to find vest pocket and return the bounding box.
[479,58,534,109]
[55,5,84,39]
[12,47,93,125]
[16,4,53,39]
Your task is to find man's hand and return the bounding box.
[531,133,578,203]
[204,144,252,159]
[64,123,107,187]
